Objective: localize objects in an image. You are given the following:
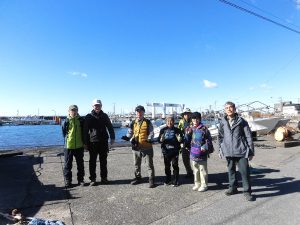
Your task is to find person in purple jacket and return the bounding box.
[186,112,213,192]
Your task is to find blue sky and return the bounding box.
[0,0,300,116]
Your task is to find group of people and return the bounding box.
[62,99,115,188]
[62,100,255,201]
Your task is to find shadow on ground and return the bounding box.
[0,154,75,223]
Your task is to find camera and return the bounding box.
[131,137,139,151]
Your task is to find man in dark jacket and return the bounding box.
[218,101,255,201]
[84,99,115,186]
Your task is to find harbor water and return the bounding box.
[0,125,128,151]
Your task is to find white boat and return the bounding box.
[153,122,219,140]
[242,112,290,135]
[208,124,219,138]
[111,119,122,128]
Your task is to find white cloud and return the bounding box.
[68,71,88,78]
[296,0,300,10]
[203,80,218,88]
[259,83,272,90]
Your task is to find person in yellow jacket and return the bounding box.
[177,108,194,178]
[62,105,85,188]
[122,105,155,188]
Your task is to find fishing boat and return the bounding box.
[238,101,290,135]
[111,119,122,128]
[153,118,219,139]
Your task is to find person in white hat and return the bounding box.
[83,99,115,186]
[177,108,193,178]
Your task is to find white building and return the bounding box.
[282,104,300,116]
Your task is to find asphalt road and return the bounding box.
[0,135,300,225]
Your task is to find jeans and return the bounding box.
[181,147,193,175]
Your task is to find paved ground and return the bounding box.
[1,135,300,225]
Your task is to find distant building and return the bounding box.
[282,103,300,116]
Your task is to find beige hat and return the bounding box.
[92,99,102,106]
[181,108,191,116]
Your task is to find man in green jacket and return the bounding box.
[62,105,85,188]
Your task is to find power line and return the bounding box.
[218,0,300,35]
[237,0,300,30]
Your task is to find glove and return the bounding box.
[201,144,208,152]
[146,138,153,143]
[84,144,90,151]
[110,139,115,145]
[218,152,223,159]
[121,136,130,141]
[185,127,192,134]
[176,134,182,143]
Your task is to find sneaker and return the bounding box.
[78,181,85,187]
[244,192,254,201]
[101,178,109,185]
[192,185,200,191]
[149,179,155,188]
[198,186,208,192]
[131,178,142,185]
[225,188,238,196]
[89,181,97,186]
[172,182,179,187]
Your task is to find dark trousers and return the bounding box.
[164,155,179,183]
[181,147,193,175]
[64,148,84,183]
[226,157,252,193]
[89,142,109,181]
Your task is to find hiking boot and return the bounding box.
[198,186,208,192]
[89,181,97,186]
[225,188,238,196]
[131,178,142,185]
[164,177,172,185]
[78,181,85,187]
[172,181,179,187]
[149,179,155,188]
[101,178,109,185]
[244,192,254,201]
[164,181,172,186]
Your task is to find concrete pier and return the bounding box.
[1,135,300,225]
